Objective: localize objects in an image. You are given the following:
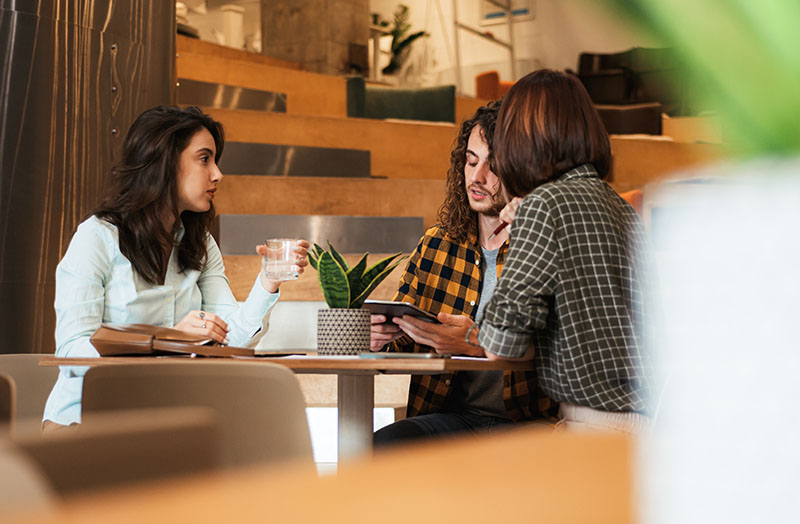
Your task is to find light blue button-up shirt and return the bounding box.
[43,216,279,425]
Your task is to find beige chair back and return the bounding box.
[0,438,56,519]
[11,407,220,497]
[82,361,313,470]
[0,354,58,420]
[0,373,16,426]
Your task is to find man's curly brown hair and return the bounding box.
[437,100,501,244]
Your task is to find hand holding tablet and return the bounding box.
[362,300,440,324]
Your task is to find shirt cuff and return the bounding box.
[241,276,279,322]
[477,321,530,359]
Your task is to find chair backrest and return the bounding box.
[0,438,56,520]
[0,373,16,425]
[82,362,313,470]
[12,406,220,497]
[0,354,59,420]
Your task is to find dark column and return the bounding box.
[0,0,174,354]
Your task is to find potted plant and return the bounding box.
[309,243,406,355]
[372,4,427,76]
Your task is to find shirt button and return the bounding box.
[475,259,480,266]
[445,379,451,386]
[470,300,476,306]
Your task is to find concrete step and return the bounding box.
[205,108,456,180]
[214,176,445,229]
[177,51,347,118]
[214,215,423,255]
[218,143,370,178]
[177,79,287,113]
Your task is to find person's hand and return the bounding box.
[498,197,524,228]
[174,310,230,344]
[392,313,485,357]
[256,240,310,293]
[369,314,404,351]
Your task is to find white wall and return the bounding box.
[370,0,662,96]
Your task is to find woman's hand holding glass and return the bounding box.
[257,239,310,293]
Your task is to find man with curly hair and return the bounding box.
[370,101,557,446]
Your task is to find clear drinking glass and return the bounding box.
[263,238,300,281]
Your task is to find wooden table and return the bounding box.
[40,354,533,460]
[13,424,633,524]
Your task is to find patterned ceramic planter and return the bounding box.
[317,308,371,355]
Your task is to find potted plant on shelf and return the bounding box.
[309,243,406,355]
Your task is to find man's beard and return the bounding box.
[468,184,506,217]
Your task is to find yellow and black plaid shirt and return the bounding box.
[389,225,558,422]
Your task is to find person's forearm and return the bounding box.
[476,321,534,360]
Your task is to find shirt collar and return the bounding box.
[174,220,186,243]
[557,163,599,182]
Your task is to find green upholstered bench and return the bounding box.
[346,76,456,123]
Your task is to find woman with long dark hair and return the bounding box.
[43,106,309,429]
[473,70,653,433]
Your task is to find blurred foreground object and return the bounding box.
[641,161,800,523]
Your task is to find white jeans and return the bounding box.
[558,403,650,435]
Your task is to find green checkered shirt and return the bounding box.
[389,225,558,422]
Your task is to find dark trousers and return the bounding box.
[373,412,514,448]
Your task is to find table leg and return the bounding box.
[337,373,374,460]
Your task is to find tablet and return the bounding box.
[362,300,440,323]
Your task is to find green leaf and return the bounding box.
[317,252,350,308]
[327,242,349,272]
[346,252,369,300]
[308,252,319,271]
[348,253,401,307]
[350,256,407,308]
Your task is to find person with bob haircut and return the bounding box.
[468,70,653,433]
[43,106,309,430]
[370,101,558,446]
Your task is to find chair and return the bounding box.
[82,362,313,470]
[0,374,15,426]
[619,189,645,216]
[475,70,514,101]
[0,438,56,519]
[0,354,59,421]
[11,406,220,497]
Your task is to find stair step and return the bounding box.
[205,108,456,180]
[214,176,445,229]
[177,34,301,70]
[177,51,347,118]
[608,136,724,192]
[177,79,287,113]
[219,143,370,178]
[213,215,424,256]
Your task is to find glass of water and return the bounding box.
[263,239,300,281]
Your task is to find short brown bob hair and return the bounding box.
[493,69,611,198]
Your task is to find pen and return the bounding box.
[487,221,508,241]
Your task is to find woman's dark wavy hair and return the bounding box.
[91,105,224,285]
[493,69,611,198]
[437,99,501,243]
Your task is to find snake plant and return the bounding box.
[308,243,406,309]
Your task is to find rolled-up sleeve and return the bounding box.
[479,195,559,358]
